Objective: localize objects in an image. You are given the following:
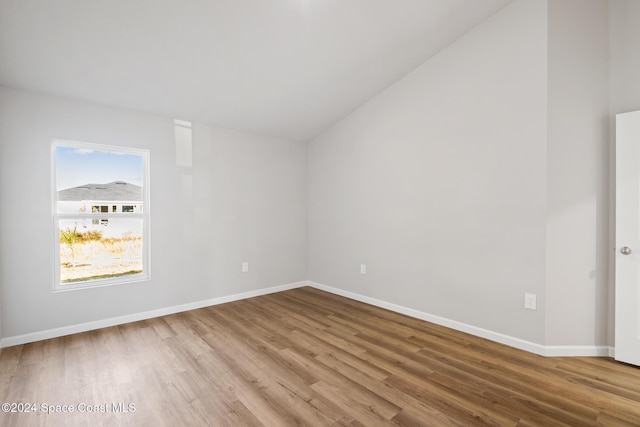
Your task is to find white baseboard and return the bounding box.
[544,345,614,358]
[1,280,615,358]
[0,281,307,348]
[307,281,615,358]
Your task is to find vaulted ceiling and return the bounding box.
[0,0,512,142]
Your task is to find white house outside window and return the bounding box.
[52,140,150,290]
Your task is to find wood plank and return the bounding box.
[1,287,640,426]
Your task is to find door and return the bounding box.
[616,110,640,366]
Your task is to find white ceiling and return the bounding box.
[0,0,512,142]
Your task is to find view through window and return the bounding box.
[53,140,149,289]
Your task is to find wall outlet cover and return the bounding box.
[524,293,537,310]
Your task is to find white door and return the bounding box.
[616,110,640,366]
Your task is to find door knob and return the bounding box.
[620,246,632,255]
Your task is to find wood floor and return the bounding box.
[1,287,640,426]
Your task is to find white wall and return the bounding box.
[2,0,635,352]
[308,0,549,343]
[0,87,307,340]
[545,0,609,346]
[609,0,640,347]
[610,0,640,116]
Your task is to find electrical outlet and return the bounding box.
[360,264,366,275]
[242,262,249,273]
[524,293,537,310]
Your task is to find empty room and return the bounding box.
[1,0,640,425]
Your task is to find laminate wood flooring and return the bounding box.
[1,287,639,426]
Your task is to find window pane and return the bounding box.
[55,146,144,214]
[58,218,143,283]
[54,141,149,289]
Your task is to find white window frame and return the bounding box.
[51,139,151,291]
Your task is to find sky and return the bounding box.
[56,145,145,191]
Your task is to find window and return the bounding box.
[52,140,150,290]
